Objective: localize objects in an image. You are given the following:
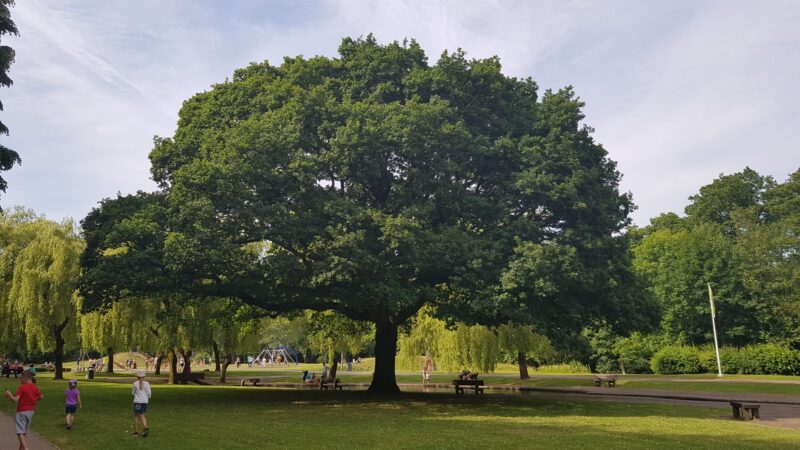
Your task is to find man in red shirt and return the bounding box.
[4,370,44,450]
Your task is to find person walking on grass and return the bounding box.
[132,370,151,437]
[65,379,82,430]
[4,370,43,450]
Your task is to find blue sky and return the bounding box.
[3,0,799,225]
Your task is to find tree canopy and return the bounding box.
[81,36,635,392]
[0,210,83,379]
[0,0,20,202]
[634,168,800,347]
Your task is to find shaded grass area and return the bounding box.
[1,378,798,449]
[65,364,800,397]
[186,371,800,396]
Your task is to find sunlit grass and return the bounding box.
[1,376,797,449]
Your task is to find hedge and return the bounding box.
[653,344,800,375]
[650,346,702,374]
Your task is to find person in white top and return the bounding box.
[131,370,151,437]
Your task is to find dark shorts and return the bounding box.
[133,403,148,415]
[66,404,77,414]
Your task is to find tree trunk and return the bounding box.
[517,351,530,380]
[219,353,232,384]
[106,347,115,373]
[212,340,221,372]
[367,321,400,393]
[329,352,339,381]
[178,349,192,385]
[54,334,65,380]
[53,317,69,380]
[169,350,178,384]
[154,353,162,375]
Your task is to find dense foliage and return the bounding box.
[633,168,800,348]
[80,36,634,392]
[650,344,800,375]
[0,210,83,378]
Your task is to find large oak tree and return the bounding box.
[81,36,632,392]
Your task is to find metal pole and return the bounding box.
[707,283,723,377]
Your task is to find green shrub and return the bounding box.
[650,346,702,374]
[613,332,661,374]
[689,344,799,375]
[699,346,740,374]
[738,344,800,375]
[534,361,591,374]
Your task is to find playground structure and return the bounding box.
[255,346,300,366]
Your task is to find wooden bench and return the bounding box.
[452,379,485,395]
[240,377,261,387]
[320,378,342,391]
[730,402,760,420]
[593,376,616,387]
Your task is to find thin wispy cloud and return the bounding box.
[2,0,798,224]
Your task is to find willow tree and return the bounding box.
[80,300,150,373]
[209,299,263,383]
[307,310,372,381]
[0,208,37,352]
[397,307,448,371]
[497,323,554,379]
[4,216,83,379]
[80,36,633,393]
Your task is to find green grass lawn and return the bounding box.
[616,380,800,396]
[192,369,800,396]
[1,375,798,449]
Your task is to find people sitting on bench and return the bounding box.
[458,369,479,381]
[304,372,318,385]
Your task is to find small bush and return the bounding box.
[535,361,591,374]
[650,346,702,374]
[699,346,740,374]
[614,332,661,374]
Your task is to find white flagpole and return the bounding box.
[707,283,723,377]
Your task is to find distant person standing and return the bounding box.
[27,365,36,384]
[64,379,81,430]
[131,370,151,437]
[5,370,43,450]
[423,358,433,384]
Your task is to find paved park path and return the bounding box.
[0,411,58,449]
